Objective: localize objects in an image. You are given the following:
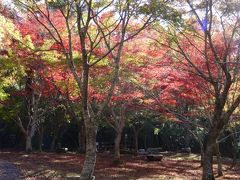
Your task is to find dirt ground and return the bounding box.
[0,151,239,180]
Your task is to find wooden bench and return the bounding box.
[147,153,164,161]
[146,147,163,161]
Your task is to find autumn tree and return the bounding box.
[139,51,209,154]
[13,0,173,178]
[149,0,240,179]
[105,82,143,162]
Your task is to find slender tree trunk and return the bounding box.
[80,113,96,180]
[144,134,147,150]
[135,134,139,154]
[215,143,223,176]
[114,130,122,162]
[38,127,44,152]
[230,132,237,169]
[111,105,126,163]
[185,133,190,148]
[200,143,204,167]
[51,134,57,151]
[133,128,139,155]
[231,148,237,169]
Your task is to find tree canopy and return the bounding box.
[0,0,240,180]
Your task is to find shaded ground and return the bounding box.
[0,160,21,180]
[0,151,239,179]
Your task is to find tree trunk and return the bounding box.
[185,133,190,148]
[144,134,147,150]
[26,133,32,153]
[202,144,214,180]
[110,105,126,163]
[230,132,237,169]
[202,130,218,180]
[114,130,122,162]
[200,143,204,167]
[51,134,57,151]
[215,143,223,176]
[26,121,36,153]
[38,127,44,152]
[78,122,86,153]
[133,128,139,155]
[231,147,237,169]
[80,115,96,180]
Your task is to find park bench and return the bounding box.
[56,147,68,153]
[146,148,164,161]
[137,149,148,155]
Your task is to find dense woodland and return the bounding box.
[0,0,240,180]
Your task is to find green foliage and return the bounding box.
[0,14,25,101]
[93,0,113,9]
[0,91,24,123]
[0,15,21,43]
[153,127,160,135]
[48,0,67,8]
[138,0,182,24]
[0,57,25,101]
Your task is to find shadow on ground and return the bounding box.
[0,151,239,180]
